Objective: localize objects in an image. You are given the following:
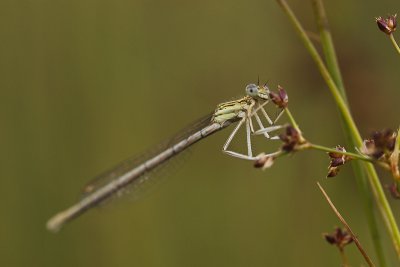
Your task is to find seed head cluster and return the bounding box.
[327,146,350,178]
[376,14,397,35]
[323,227,353,251]
[269,85,288,109]
[360,129,396,161]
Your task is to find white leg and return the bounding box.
[222,117,258,161]
[247,98,274,135]
[250,100,269,116]
[252,102,285,137]
[250,101,271,135]
[274,109,285,124]
[254,124,286,135]
[253,112,270,138]
[270,135,281,140]
[223,150,259,160]
[246,118,253,158]
[247,100,256,133]
[223,117,245,151]
[260,105,273,125]
[248,114,255,133]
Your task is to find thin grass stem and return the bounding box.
[317,182,375,267]
[310,0,347,102]
[284,108,300,133]
[276,0,400,258]
[390,34,400,55]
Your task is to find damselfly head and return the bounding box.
[245,83,269,100]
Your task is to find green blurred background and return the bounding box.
[2,0,400,266]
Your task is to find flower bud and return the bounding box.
[376,14,397,35]
[254,154,274,170]
[326,146,350,178]
[279,125,302,152]
[360,129,396,160]
[269,85,288,108]
[323,227,353,250]
[327,167,340,178]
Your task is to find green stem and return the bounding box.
[339,248,349,267]
[311,0,347,103]
[311,2,387,264]
[390,34,400,55]
[308,143,374,162]
[276,0,360,142]
[285,108,300,133]
[277,0,400,259]
[309,143,392,172]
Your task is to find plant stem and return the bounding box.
[390,128,400,179]
[340,249,349,267]
[310,0,347,103]
[390,34,400,55]
[311,1,388,265]
[285,108,300,133]
[276,0,360,141]
[318,182,375,267]
[276,0,400,259]
[308,143,391,172]
[309,143,373,162]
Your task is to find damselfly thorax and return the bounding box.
[212,84,284,160]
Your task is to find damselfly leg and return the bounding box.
[222,114,254,160]
[222,99,285,160]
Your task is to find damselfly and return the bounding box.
[47,83,284,232]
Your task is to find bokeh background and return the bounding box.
[2,0,400,266]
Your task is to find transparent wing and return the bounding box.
[81,113,215,198]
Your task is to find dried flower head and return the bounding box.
[269,85,288,108]
[323,227,353,250]
[327,167,340,178]
[376,14,397,35]
[254,153,274,170]
[360,139,378,158]
[327,146,350,178]
[328,146,348,166]
[360,129,396,160]
[279,125,304,152]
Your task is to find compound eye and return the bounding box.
[245,84,259,97]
